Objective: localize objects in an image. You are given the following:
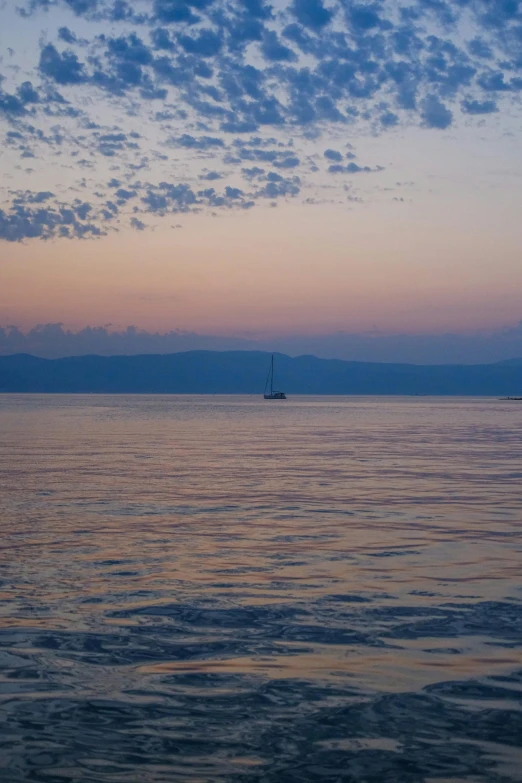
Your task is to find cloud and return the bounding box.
[20,190,55,203]
[0,78,45,120]
[174,134,225,150]
[5,0,522,239]
[292,0,332,30]
[224,186,244,199]
[199,170,223,180]
[255,171,301,198]
[226,146,296,166]
[39,43,87,84]
[380,111,399,127]
[0,187,123,241]
[273,155,300,168]
[261,31,297,62]
[114,188,137,202]
[64,0,99,15]
[153,0,205,25]
[179,30,223,57]
[477,71,522,92]
[327,161,383,174]
[420,94,453,129]
[348,5,384,32]
[0,322,258,358]
[241,166,265,179]
[461,98,498,114]
[324,149,343,162]
[0,202,105,242]
[0,91,28,118]
[6,319,522,364]
[58,27,78,44]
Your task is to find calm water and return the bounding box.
[1,394,522,783]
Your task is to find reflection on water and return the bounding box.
[0,394,521,782]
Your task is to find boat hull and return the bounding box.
[264,393,286,399]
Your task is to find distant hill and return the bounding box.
[495,357,522,366]
[1,351,522,395]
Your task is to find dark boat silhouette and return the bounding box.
[264,354,286,400]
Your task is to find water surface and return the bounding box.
[1,395,521,782]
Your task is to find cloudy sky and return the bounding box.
[1,0,522,359]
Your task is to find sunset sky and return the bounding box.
[1,0,522,354]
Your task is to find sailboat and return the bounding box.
[264,354,286,400]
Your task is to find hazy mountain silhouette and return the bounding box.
[3,322,522,364]
[2,351,522,395]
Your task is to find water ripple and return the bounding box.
[1,395,521,781]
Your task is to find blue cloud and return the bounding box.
[468,38,493,59]
[478,71,522,92]
[21,0,99,15]
[273,155,300,168]
[114,188,137,202]
[199,170,223,180]
[261,31,297,62]
[0,91,27,117]
[58,27,78,44]
[175,134,225,149]
[39,43,87,84]
[0,199,107,242]
[12,190,55,204]
[461,98,498,114]
[65,0,99,15]
[420,94,453,129]
[241,166,265,179]
[141,182,198,213]
[106,33,153,66]
[153,0,206,25]
[225,186,244,199]
[327,161,383,174]
[292,0,332,29]
[380,111,399,127]
[150,28,175,51]
[348,5,384,31]
[256,172,301,198]
[93,130,140,157]
[324,148,343,161]
[7,0,522,239]
[130,216,146,230]
[179,30,223,57]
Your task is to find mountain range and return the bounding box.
[1,352,522,395]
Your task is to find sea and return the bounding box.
[1,394,521,783]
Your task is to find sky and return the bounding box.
[1,0,522,361]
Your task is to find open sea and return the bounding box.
[1,394,521,783]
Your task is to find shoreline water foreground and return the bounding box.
[1,394,521,782]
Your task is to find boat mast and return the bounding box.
[271,354,274,396]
